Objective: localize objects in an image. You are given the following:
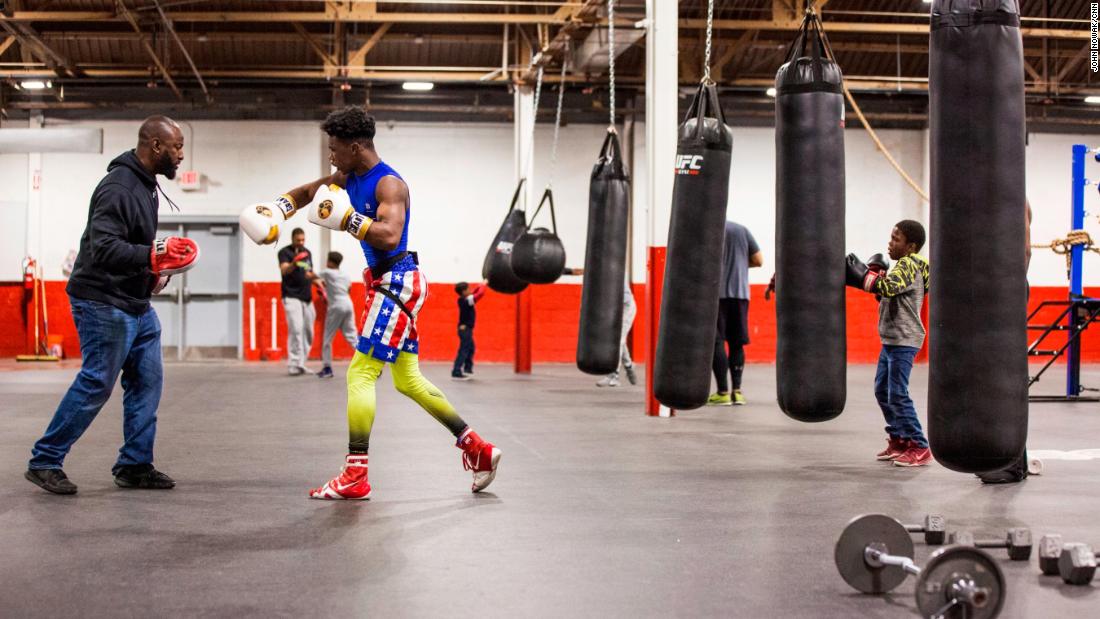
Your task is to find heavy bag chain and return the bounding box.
[548,51,567,189]
[607,0,617,130]
[701,0,715,85]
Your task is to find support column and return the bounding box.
[513,87,535,374]
[643,0,677,416]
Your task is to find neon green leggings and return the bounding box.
[346,350,468,453]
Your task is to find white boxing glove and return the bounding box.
[306,184,373,241]
[239,194,297,245]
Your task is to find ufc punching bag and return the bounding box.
[929,0,1027,472]
[577,130,631,375]
[774,13,846,422]
[482,179,530,294]
[654,83,733,410]
[512,188,567,285]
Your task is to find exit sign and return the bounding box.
[178,169,201,191]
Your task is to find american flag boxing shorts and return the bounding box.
[356,260,428,363]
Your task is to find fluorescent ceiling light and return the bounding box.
[766,87,777,98]
[1086,96,1100,105]
[402,81,434,91]
[20,80,51,90]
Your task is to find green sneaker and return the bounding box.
[706,392,732,406]
[732,391,746,406]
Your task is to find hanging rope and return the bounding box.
[808,10,928,204]
[1034,229,1100,273]
[606,0,616,130]
[520,65,545,188]
[702,0,715,84]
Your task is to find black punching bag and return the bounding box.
[774,13,846,422]
[483,179,530,294]
[512,188,567,284]
[577,130,630,375]
[654,83,733,410]
[929,0,1027,472]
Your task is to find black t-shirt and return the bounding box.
[457,295,476,328]
[278,245,313,303]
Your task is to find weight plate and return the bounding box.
[915,546,1006,619]
[835,514,914,594]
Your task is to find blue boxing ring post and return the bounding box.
[1028,144,1100,403]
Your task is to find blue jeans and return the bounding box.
[874,345,927,448]
[29,297,163,474]
[452,326,474,376]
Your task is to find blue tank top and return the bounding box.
[344,160,410,269]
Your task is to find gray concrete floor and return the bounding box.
[2,361,1100,618]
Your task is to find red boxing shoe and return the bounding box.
[893,445,933,468]
[457,430,501,493]
[875,436,909,461]
[309,454,372,500]
[151,237,200,276]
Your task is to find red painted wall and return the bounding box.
[5,280,1098,365]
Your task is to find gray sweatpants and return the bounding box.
[283,297,315,369]
[322,302,359,367]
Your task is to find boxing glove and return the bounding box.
[240,195,297,245]
[845,253,884,293]
[307,184,372,241]
[867,253,890,275]
[151,237,199,276]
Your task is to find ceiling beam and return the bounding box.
[292,23,337,70]
[1055,44,1090,85]
[116,0,183,100]
[348,23,391,68]
[0,36,15,56]
[680,19,1089,40]
[0,20,80,78]
[4,11,581,25]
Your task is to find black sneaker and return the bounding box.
[317,366,334,379]
[25,468,78,495]
[114,464,176,489]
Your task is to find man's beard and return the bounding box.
[156,151,178,179]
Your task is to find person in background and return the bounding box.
[452,281,486,380]
[317,251,358,379]
[278,227,322,376]
[708,220,763,406]
[847,220,931,468]
[597,286,638,388]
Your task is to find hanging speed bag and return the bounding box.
[577,130,631,375]
[928,0,1028,473]
[512,188,567,285]
[653,83,734,410]
[774,13,847,422]
[482,179,530,294]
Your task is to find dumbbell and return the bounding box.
[835,514,1006,619]
[1038,534,1099,585]
[904,514,947,545]
[947,529,1033,561]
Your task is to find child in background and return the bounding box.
[452,281,486,380]
[317,251,358,379]
[846,220,931,467]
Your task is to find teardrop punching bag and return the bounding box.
[482,179,530,294]
[928,0,1027,472]
[577,130,630,375]
[654,83,734,410]
[512,188,567,284]
[774,13,846,422]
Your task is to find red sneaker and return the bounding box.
[309,454,372,500]
[457,430,501,493]
[876,437,909,461]
[893,445,932,467]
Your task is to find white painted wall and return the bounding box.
[3,118,1097,290]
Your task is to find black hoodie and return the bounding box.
[66,150,160,314]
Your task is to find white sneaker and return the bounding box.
[596,374,620,387]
